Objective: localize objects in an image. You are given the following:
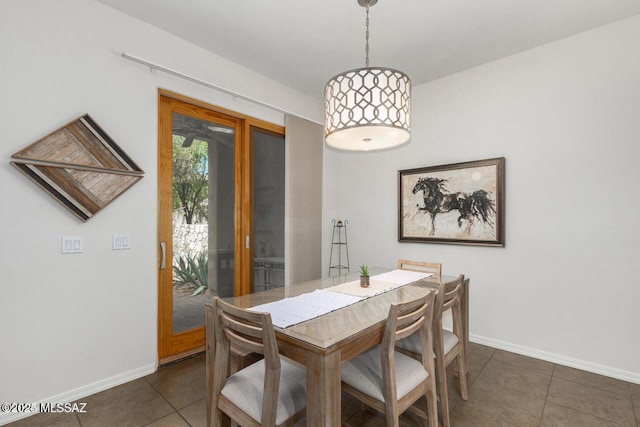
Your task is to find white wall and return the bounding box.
[323,15,640,382]
[0,1,321,423]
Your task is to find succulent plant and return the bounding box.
[360,264,369,277]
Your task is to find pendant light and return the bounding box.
[324,0,411,151]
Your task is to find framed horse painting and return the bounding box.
[398,157,505,246]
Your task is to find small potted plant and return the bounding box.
[360,265,370,287]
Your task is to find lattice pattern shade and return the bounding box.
[11,114,144,221]
[325,67,411,151]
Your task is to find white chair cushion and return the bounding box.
[341,345,428,402]
[395,333,421,354]
[396,328,459,355]
[221,357,306,425]
[442,329,459,354]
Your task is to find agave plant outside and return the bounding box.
[173,251,209,296]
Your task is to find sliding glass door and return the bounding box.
[158,92,285,362]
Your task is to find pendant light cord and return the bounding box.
[365,0,370,67]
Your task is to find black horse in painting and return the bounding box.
[412,177,496,236]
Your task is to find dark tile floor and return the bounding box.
[8,343,640,426]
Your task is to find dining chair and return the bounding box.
[396,274,468,427]
[397,259,442,280]
[341,292,438,427]
[397,259,449,348]
[209,297,306,427]
[205,303,264,427]
[397,259,470,377]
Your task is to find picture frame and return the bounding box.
[398,157,505,246]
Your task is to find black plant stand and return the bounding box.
[328,219,350,276]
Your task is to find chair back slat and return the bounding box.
[214,297,280,369]
[441,277,463,312]
[220,313,266,355]
[397,259,442,279]
[382,291,435,351]
[395,316,427,342]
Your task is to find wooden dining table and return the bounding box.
[224,268,467,427]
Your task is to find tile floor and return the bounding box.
[8,343,640,426]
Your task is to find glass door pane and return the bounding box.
[252,128,285,292]
[171,112,235,334]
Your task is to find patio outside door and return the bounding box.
[157,92,285,362]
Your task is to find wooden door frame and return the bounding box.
[157,89,284,363]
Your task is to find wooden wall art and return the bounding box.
[11,114,144,222]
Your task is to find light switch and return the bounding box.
[113,234,132,250]
[61,236,83,254]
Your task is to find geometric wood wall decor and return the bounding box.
[10,114,144,222]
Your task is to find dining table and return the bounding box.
[223,268,468,427]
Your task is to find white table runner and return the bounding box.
[250,289,363,328]
[328,270,433,298]
[249,269,432,328]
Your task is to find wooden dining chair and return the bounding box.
[397,261,470,371]
[209,297,306,427]
[341,292,438,427]
[397,259,442,280]
[396,274,468,427]
[205,303,264,427]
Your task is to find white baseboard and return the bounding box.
[471,334,640,385]
[0,363,156,426]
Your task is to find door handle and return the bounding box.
[160,242,166,270]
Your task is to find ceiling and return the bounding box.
[96,0,640,99]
